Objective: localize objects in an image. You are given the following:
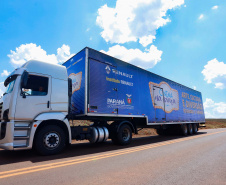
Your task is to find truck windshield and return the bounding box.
[4,75,17,94]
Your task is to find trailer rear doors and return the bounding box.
[89,59,118,114]
[153,86,166,122]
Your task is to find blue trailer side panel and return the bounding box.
[63,49,86,115]
[88,48,205,123]
[89,59,118,114]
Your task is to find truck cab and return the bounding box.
[0,60,71,153]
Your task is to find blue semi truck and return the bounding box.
[0,47,205,155]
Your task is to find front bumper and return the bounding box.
[0,121,14,150]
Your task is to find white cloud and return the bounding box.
[96,0,184,47]
[198,14,204,20]
[0,82,6,97]
[204,98,226,118]
[8,43,74,68]
[202,58,226,89]
[101,45,162,69]
[214,82,224,89]
[56,44,72,64]
[1,70,10,77]
[193,86,197,90]
[212,5,218,10]
[139,35,156,48]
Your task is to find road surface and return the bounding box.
[0,128,226,185]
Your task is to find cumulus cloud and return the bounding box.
[56,44,72,64]
[212,5,218,10]
[204,98,226,118]
[1,70,10,77]
[198,14,204,20]
[202,58,226,89]
[8,43,74,68]
[101,45,162,69]
[96,0,184,47]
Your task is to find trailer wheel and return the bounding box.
[112,124,132,145]
[187,124,193,135]
[192,124,198,134]
[181,124,188,136]
[34,125,66,155]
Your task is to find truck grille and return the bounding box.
[0,102,3,120]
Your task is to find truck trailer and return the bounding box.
[0,47,205,155]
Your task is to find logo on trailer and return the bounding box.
[149,81,179,113]
[69,72,82,94]
[107,98,125,105]
[126,94,132,104]
[105,65,111,74]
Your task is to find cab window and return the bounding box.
[22,75,49,96]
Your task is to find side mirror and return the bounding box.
[68,78,73,116]
[68,78,72,97]
[21,71,28,88]
[20,71,28,98]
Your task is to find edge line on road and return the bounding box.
[0,130,225,179]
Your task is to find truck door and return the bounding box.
[14,74,51,120]
[89,59,118,114]
[153,86,166,122]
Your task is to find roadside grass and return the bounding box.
[70,119,226,136]
[201,119,226,129]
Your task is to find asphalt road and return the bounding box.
[0,128,226,185]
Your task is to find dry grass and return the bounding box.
[70,119,226,136]
[136,128,158,136]
[200,119,226,129]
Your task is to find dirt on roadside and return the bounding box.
[70,119,226,136]
[200,119,226,129]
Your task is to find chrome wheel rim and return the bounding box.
[194,124,197,132]
[184,125,188,134]
[190,125,193,133]
[122,128,130,142]
[43,132,60,150]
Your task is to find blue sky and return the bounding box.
[0,0,225,118]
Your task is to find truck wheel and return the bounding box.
[181,124,188,136]
[112,124,132,145]
[34,125,66,155]
[187,124,193,135]
[192,124,198,134]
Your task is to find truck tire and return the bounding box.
[187,124,193,135]
[180,124,188,136]
[34,125,66,155]
[112,124,132,145]
[192,123,198,134]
